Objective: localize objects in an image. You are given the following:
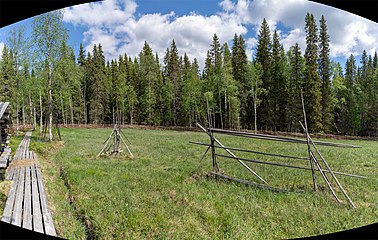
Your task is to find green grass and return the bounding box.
[29,127,377,239]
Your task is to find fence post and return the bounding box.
[209,129,218,173]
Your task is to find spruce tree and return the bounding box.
[287,43,305,131]
[78,43,87,123]
[255,18,272,130]
[318,15,333,132]
[304,13,322,132]
[270,30,288,131]
[343,54,358,135]
[231,34,248,128]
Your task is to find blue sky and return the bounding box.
[1,0,377,69]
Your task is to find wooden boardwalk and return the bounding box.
[1,131,56,236]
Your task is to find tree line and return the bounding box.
[0,11,377,140]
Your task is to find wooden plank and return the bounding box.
[31,163,44,234]
[13,138,22,161]
[11,167,25,227]
[22,166,33,230]
[6,167,14,180]
[1,168,19,223]
[22,139,27,159]
[35,164,56,236]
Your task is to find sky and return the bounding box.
[0,0,377,69]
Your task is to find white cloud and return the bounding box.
[0,42,5,59]
[281,28,306,52]
[63,0,378,68]
[219,0,235,12]
[220,0,378,58]
[63,0,137,26]
[63,0,247,67]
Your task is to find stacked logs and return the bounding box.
[0,102,12,171]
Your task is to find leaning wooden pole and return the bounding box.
[301,89,317,192]
[97,130,114,157]
[196,122,267,184]
[300,124,357,208]
[119,133,134,157]
[309,151,341,203]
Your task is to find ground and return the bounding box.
[2,127,378,239]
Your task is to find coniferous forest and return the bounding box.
[1,11,377,139]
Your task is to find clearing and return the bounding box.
[10,127,378,239]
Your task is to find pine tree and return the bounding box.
[164,40,181,126]
[231,34,248,128]
[343,54,358,135]
[287,43,305,132]
[138,41,161,125]
[89,44,109,124]
[0,45,16,103]
[270,30,288,131]
[78,43,87,124]
[55,41,82,125]
[255,18,272,130]
[304,13,322,132]
[318,15,333,132]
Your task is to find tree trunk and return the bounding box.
[33,107,37,130]
[224,89,227,128]
[219,93,223,129]
[40,92,43,136]
[70,95,74,125]
[83,98,87,125]
[16,103,19,136]
[61,98,66,126]
[29,94,33,126]
[254,100,257,132]
[48,68,53,141]
[22,102,25,126]
[112,106,115,124]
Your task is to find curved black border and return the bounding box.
[311,0,378,23]
[0,0,377,27]
[0,0,102,28]
[0,0,377,239]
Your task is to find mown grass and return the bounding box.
[30,127,377,239]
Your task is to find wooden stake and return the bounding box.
[196,123,267,184]
[299,121,356,208]
[301,89,317,192]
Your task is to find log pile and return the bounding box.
[0,102,12,170]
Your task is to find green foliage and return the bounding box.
[0,11,376,137]
[287,43,305,132]
[304,13,322,132]
[318,15,333,132]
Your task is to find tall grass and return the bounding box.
[31,128,377,239]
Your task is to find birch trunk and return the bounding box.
[40,92,43,136]
[254,101,257,132]
[70,95,74,125]
[22,102,25,126]
[33,107,37,130]
[48,68,53,141]
[16,103,19,136]
[61,98,66,126]
[29,94,33,125]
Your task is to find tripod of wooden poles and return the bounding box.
[97,125,133,157]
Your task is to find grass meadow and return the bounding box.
[5,127,378,239]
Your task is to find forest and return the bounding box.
[0,10,377,139]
